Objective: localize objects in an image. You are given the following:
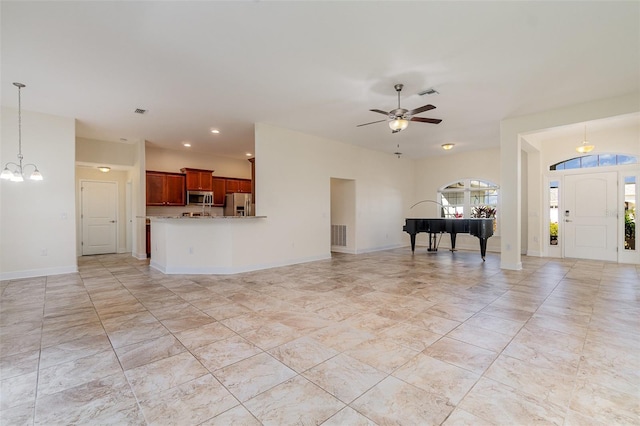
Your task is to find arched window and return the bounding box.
[438,179,499,219]
[550,154,637,170]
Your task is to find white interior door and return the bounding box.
[82,181,117,255]
[564,172,617,261]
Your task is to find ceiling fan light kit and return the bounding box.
[389,118,409,132]
[441,143,455,150]
[357,83,442,134]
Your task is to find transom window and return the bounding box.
[438,179,499,219]
[550,154,637,170]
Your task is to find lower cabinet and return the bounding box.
[146,223,151,258]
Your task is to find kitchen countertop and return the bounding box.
[141,215,266,219]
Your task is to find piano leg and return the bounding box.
[479,238,488,261]
[410,233,416,252]
[449,232,457,252]
[428,233,437,251]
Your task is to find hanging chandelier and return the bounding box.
[576,124,595,154]
[1,83,43,182]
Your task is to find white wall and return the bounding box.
[255,123,414,265]
[77,137,137,166]
[145,145,251,177]
[132,141,146,259]
[412,148,502,253]
[1,108,77,279]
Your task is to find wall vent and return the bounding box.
[331,224,347,247]
[418,88,439,96]
[134,108,147,114]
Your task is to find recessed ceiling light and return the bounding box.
[182,142,191,147]
[210,129,220,134]
[441,143,455,150]
[98,166,111,173]
[245,153,252,157]
[119,138,128,142]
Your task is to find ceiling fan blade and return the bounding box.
[356,119,387,127]
[410,116,442,124]
[370,109,390,116]
[407,104,436,116]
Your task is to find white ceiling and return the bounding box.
[2,1,639,160]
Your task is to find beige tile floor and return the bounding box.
[1,249,638,425]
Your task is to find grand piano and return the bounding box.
[403,218,495,260]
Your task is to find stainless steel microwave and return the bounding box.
[186,191,213,205]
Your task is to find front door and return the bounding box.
[82,181,117,255]
[564,172,617,261]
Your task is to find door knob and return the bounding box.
[565,219,572,222]
[110,220,116,223]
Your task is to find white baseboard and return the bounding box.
[500,260,523,270]
[0,265,79,281]
[150,253,332,275]
[132,251,148,260]
[355,243,404,254]
[331,246,356,254]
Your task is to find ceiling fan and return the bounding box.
[357,84,442,133]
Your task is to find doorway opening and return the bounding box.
[330,178,356,254]
[81,180,118,255]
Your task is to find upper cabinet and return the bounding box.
[182,168,213,191]
[225,178,252,193]
[212,178,226,206]
[146,171,185,206]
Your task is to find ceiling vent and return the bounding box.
[134,108,147,114]
[418,88,439,96]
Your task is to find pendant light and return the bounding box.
[1,83,43,182]
[576,125,595,154]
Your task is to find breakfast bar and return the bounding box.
[148,216,268,274]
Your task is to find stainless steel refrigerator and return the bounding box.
[224,193,252,216]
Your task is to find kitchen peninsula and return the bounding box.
[148,215,267,274]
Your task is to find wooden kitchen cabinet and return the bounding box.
[146,223,151,258]
[225,179,240,193]
[212,177,226,206]
[239,179,252,193]
[146,171,185,206]
[181,168,213,191]
[225,178,252,193]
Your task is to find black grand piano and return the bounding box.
[403,218,495,260]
